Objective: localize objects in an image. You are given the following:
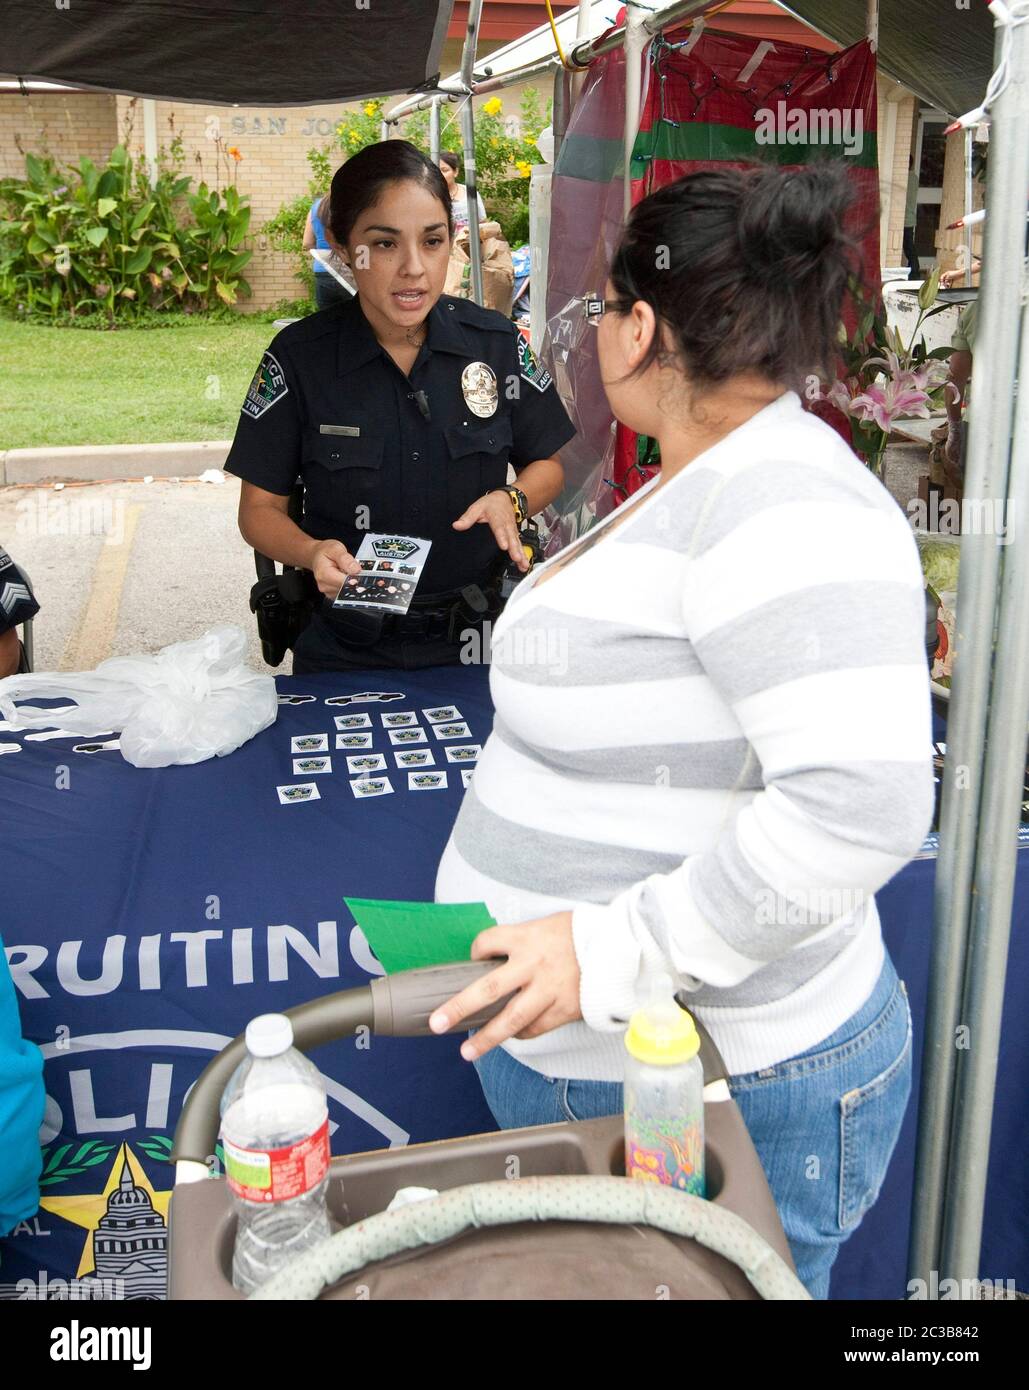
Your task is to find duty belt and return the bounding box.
[329,571,506,649]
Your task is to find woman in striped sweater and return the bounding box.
[431,165,934,1298]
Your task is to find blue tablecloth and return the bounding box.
[0,666,498,1300]
[0,665,1025,1300]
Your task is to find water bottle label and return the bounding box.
[223,1114,330,1203]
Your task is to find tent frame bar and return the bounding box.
[908,6,1029,1293]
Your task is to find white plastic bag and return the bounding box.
[0,625,277,768]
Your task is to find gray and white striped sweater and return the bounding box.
[436,391,934,1080]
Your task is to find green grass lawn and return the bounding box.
[0,316,284,450]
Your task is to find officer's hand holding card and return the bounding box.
[332,533,432,616]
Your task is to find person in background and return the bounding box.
[303,194,353,310]
[0,546,38,678]
[902,155,920,279]
[940,259,980,289]
[438,152,486,234]
[0,934,45,1235]
[432,164,933,1300]
[943,299,977,484]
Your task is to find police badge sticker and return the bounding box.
[461,361,499,418]
[242,350,288,420]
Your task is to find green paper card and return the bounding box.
[344,897,496,973]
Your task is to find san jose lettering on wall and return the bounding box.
[228,116,341,137]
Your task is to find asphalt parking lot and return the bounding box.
[0,441,927,680]
[0,474,269,675]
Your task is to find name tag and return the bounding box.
[320,424,361,437]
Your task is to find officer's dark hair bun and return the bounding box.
[328,140,453,248]
[609,164,859,388]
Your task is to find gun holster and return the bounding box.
[249,566,318,668]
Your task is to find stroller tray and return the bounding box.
[169,1100,794,1300]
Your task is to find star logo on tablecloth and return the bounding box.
[41,1143,172,1293]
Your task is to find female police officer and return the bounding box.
[224,141,574,673]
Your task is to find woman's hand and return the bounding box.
[940,263,980,289]
[309,538,362,598]
[452,490,528,572]
[428,911,581,1060]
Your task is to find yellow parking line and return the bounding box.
[61,503,142,671]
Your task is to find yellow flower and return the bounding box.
[515,160,531,177]
[490,137,499,148]
[483,97,503,116]
[364,102,377,117]
[349,130,360,143]
[336,123,346,135]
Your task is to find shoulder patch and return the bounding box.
[517,335,553,393]
[242,350,289,421]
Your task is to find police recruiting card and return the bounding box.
[332,533,432,615]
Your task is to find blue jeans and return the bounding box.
[472,955,913,1300]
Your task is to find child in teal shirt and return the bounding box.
[0,935,44,1234]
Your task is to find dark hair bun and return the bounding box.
[610,163,861,388]
[737,165,853,287]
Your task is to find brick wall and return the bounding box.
[0,91,118,179]
[878,87,918,270]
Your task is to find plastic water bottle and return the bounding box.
[220,1013,333,1294]
[623,985,705,1196]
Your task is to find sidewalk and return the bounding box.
[0,441,231,485]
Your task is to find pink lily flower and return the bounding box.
[849,379,932,433]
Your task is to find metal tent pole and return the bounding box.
[866,0,880,50]
[571,0,592,102]
[965,127,975,286]
[460,0,486,305]
[939,8,1029,1287]
[623,2,648,219]
[568,0,713,67]
[552,63,570,164]
[429,95,441,163]
[908,11,1028,1294]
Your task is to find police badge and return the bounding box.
[461,361,499,418]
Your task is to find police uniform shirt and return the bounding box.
[223,294,575,595]
[0,548,39,635]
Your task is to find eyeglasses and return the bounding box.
[582,294,621,325]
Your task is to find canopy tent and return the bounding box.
[0,0,454,105]
[782,0,995,118]
[427,0,994,119]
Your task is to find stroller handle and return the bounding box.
[171,958,731,1169]
[171,959,510,1166]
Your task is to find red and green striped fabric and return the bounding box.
[611,27,879,496]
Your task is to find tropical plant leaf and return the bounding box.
[130,201,155,234]
[96,196,117,219]
[24,152,46,187]
[124,246,152,274]
[83,225,109,247]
